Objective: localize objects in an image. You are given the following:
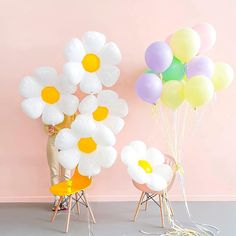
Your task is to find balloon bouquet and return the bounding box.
[136,23,234,235]
[19,31,128,193]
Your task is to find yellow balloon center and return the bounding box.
[41,86,60,104]
[138,160,153,174]
[93,106,109,121]
[82,53,100,72]
[77,137,97,153]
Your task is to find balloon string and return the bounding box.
[150,102,220,236]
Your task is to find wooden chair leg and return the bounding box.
[133,191,145,222]
[159,194,165,228]
[144,194,148,211]
[51,196,63,223]
[75,192,80,214]
[83,191,96,224]
[65,195,73,233]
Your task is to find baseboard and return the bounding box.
[1,194,236,203]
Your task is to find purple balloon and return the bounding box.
[186,56,214,78]
[135,73,162,104]
[145,41,173,73]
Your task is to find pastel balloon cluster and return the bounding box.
[19,32,128,177]
[136,23,234,109]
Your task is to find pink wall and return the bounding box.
[0,0,236,202]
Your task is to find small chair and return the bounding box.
[50,167,96,233]
[133,154,176,227]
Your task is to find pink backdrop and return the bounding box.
[0,0,235,202]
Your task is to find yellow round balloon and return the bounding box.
[170,28,200,63]
[161,80,184,109]
[211,62,234,91]
[184,75,214,107]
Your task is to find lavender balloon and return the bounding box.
[136,73,162,104]
[186,56,214,78]
[145,41,173,73]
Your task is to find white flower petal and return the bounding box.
[79,95,98,114]
[64,38,86,62]
[58,148,80,170]
[96,146,117,168]
[34,67,58,86]
[109,98,128,117]
[98,65,120,87]
[58,75,77,94]
[129,141,147,159]
[19,76,42,98]
[93,124,116,146]
[121,145,139,166]
[42,105,64,125]
[63,62,85,85]
[97,90,118,106]
[21,97,45,119]
[79,74,102,94]
[71,115,96,137]
[127,165,148,184]
[99,42,121,65]
[58,94,79,116]
[82,31,106,53]
[55,128,77,150]
[102,115,124,134]
[78,154,101,176]
[155,164,173,183]
[146,148,165,168]
[147,174,167,192]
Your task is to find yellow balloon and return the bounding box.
[184,75,214,107]
[170,28,200,63]
[161,80,184,109]
[211,62,234,91]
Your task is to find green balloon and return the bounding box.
[162,57,185,82]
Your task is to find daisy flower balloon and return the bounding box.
[55,115,117,177]
[63,31,121,94]
[19,67,79,125]
[121,141,174,192]
[79,90,128,134]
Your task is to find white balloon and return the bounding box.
[19,76,41,98]
[147,174,167,192]
[78,155,101,176]
[97,146,117,168]
[82,31,106,53]
[42,105,64,125]
[156,164,173,183]
[71,115,96,137]
[64,38,86,62]
[34,67,57,86]
[21,97,45,119]
[129,140,147,159]
[59,94,79,116]
[59,76,77,94]
[99,42,121,65]
[55,128,77,150]
[109,98,128,117]
[63,62,84,85]
[103,115,124,134]
[146,148,165,167]
[79,95,98,114]
[121,145,137,166]
[128,165,148,184]
[58,148,80,170]
[93,124,116,146]
[80,74,102,94]
[97,90,118,105]
[98,65,120,87]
